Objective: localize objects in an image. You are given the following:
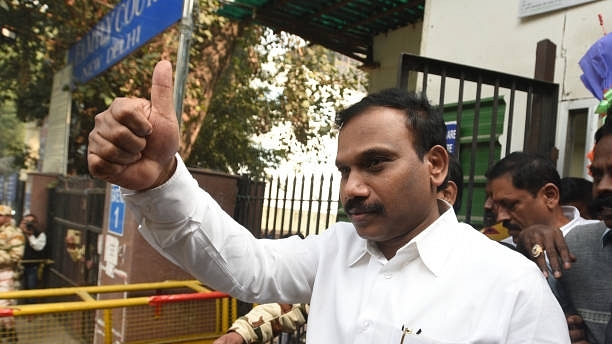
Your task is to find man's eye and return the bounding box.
[590,168,603,183]
[499,201,517,211]
[366,158,385,170]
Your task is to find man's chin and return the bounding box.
[354,223,390,242]
[590,196,612,223]
[354,225,377,240]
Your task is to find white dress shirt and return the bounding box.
[26,232,46,251]
[560,205,602,236]
[124,157,569,343]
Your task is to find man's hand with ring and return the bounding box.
[531,244,544,258]
[517,224,575,278]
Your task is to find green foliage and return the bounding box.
[0,102,35,173]
[0,0,367,178]
[186,24,282,176]
[188,30,368,177]
[0,0,125,173]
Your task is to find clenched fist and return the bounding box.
[88,60,179,190]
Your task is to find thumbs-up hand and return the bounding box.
[88,60,179,191]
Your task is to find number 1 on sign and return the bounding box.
[113,206,120,229]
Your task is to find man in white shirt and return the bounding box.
[213,156,465,344]
[87,60,569,343]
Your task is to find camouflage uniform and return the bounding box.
[0,206,25,342]
[228,303,309,343]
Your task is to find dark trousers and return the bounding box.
[22,264,38,304]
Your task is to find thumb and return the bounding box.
[150,60,175,120]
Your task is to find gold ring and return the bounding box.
[531,244,544,258]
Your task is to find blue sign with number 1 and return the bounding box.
[108,185,125,236]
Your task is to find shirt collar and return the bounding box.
[559,205,580,234]
[349,200,458,277]
[406,201,458,277]
[348,235,369,266]
[561,206,580,222]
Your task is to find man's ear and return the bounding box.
[427,145,449,190]
[539,183,560,209]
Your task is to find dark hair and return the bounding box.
[335,88,447,160]
[559,177,593,206]
[485,151,560,197]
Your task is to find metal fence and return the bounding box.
[0,280,233,344]
[46,175,106,289]
[237,173,342,238]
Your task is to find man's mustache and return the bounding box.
[502,220,522,232]
[344,198,384,215]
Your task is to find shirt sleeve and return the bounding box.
[2,227,25,264]
[122,155,318,304]
[28,232,47,251]
[506,264,571,344]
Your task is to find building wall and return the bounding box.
[421,0,607,100]
[370,0,611,177]
[370,22,423,92]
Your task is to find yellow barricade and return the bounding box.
[0,280,238,344]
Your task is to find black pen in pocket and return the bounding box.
[400,325,422,343]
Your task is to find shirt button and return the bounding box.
[361,320,370,331]
[384,273,392,279]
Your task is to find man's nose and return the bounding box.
[342,172,369,199]
[495,205,511,223]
